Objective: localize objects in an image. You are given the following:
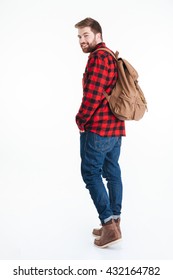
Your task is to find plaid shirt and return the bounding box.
[76,42,126,137]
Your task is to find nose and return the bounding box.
[79,36,85,44]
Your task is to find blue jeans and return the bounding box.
[80,131,123,224]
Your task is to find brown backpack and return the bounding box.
[95,48,148,121]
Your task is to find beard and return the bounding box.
[80,38,97,53]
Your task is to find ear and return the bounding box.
[96,32,102,41]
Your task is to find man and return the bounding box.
[75,17,126,248]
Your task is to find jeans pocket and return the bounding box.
[94,134,113,153]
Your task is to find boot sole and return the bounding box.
[94,237,122,248]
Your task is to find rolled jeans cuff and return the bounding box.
[103,216,113,224]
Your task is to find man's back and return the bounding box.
[76,42,125,136]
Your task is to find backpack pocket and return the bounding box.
[109,91,134,120]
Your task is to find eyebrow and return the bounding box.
[78,32,90,38]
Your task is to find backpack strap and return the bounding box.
[92,47,119,60]
[91,48,119,101]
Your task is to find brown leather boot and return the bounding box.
[92,226,102,237]
[94,219,122,248]
[93,218,121,238]
[115,218,122,238]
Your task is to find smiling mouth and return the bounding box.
[81,44,88,49]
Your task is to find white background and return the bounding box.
[0,0,173,260]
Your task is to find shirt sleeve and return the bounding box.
[76,55,109,131]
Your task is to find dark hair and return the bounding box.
[74,17,103,40]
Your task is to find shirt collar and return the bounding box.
[92,42,106,52]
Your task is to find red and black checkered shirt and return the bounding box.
[76,42,126,137]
